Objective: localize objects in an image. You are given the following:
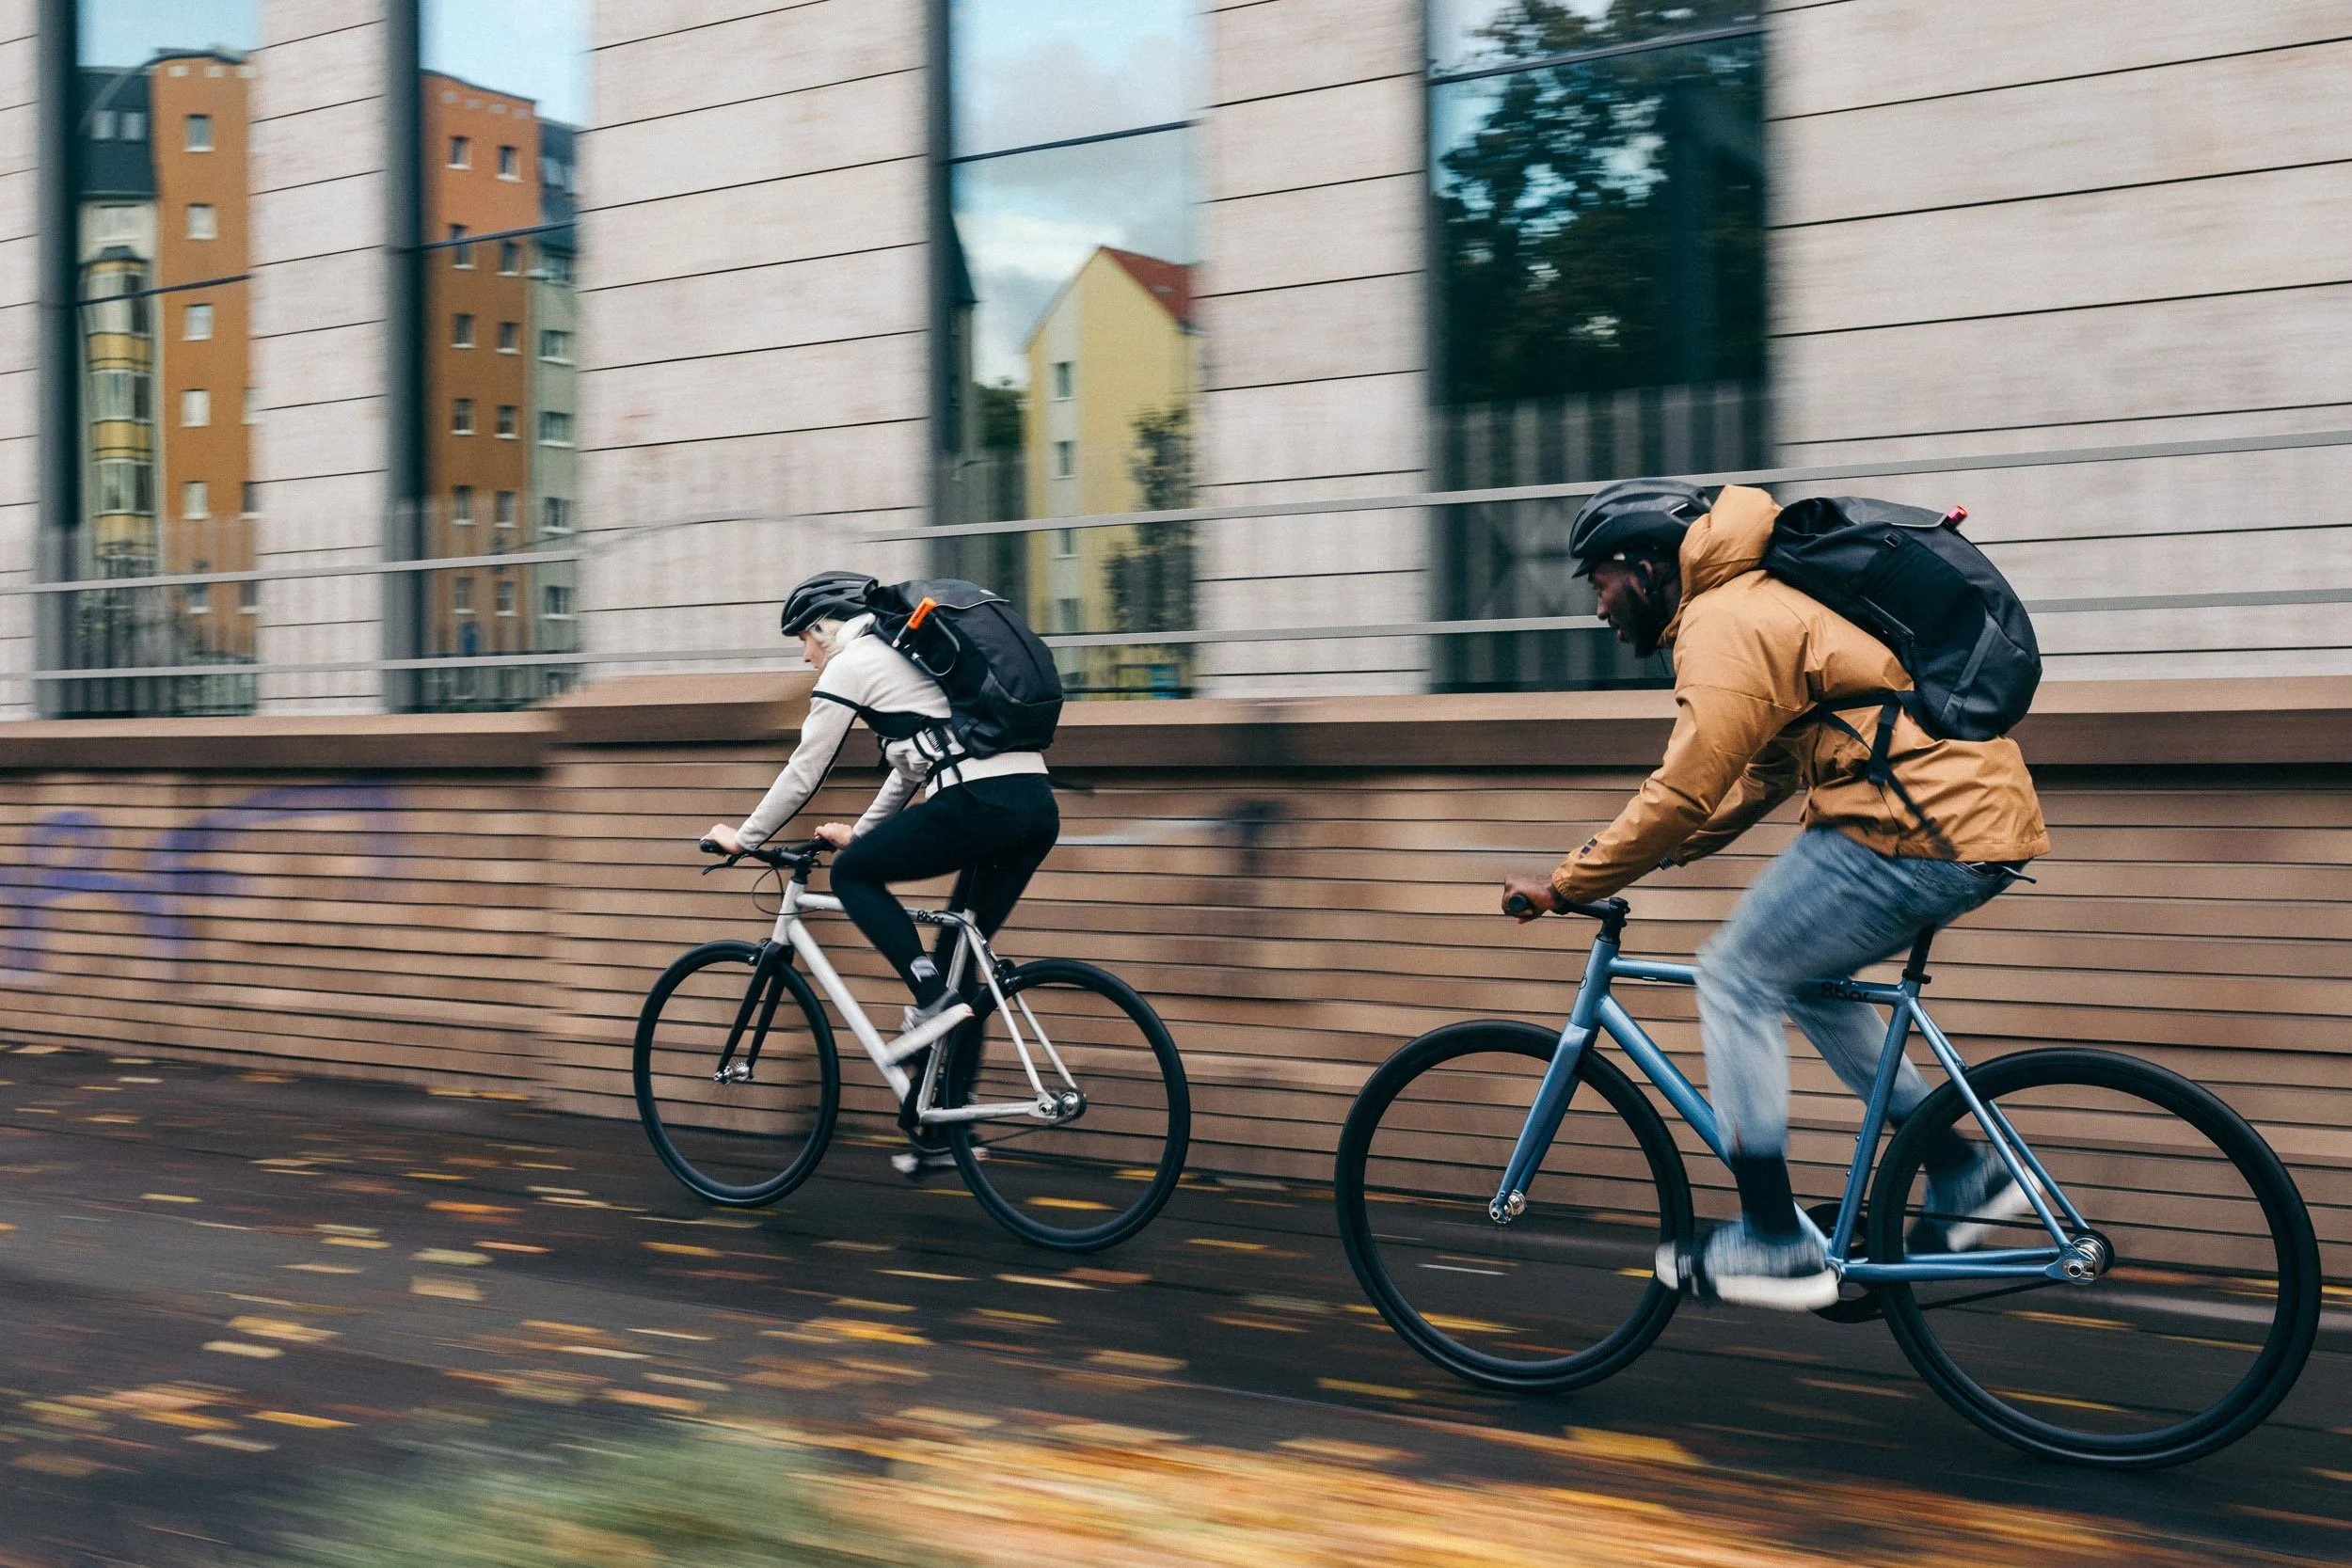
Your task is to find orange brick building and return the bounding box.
[421,71,542,669]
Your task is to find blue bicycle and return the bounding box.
[1334,897,2320,1467]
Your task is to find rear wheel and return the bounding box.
[634,941,838,1206]
[938,959,1188,1251]
[1334,1021,1691,1392]
[1868,1048,2319,1467]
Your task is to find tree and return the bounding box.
[1109,403,1196,637]
[1435,0,1765,406]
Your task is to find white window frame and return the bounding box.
[183,301,214,341]
[184,113,213,152]
[180,388,210,428]
[186,203,217,241]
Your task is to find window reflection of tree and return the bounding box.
[1432,3,1764,693]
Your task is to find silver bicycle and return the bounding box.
[632,838,1189,1250]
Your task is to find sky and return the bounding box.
[952,0,1198,157]
[80,0,258,64]
[427,0,592,127]
[80,0,590,126]
[950,1,1203,388]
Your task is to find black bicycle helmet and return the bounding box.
[779,570,878,636]
[1567,479,1711,577]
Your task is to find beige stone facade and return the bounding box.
[0,2,2344,711]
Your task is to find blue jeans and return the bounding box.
[1696,827,2016,1159]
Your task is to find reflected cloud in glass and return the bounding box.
[952,0,1199,155]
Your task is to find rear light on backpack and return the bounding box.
[1942,506,1969,529]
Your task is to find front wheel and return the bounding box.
[1868,1048,2320,1468]
[633,941,839,1206]
[1334,1021,1692,1393]
[937,958,1189,1251]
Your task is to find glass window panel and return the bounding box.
[1429,20,1765,693]
[64,1,261,717]
[1429,0,1760,78]
[416,0,587,712]
[950,0,1200,157]
[945,20,1201,701]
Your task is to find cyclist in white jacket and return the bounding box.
[703,571,1057,1170]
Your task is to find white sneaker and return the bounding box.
[1910,1145,2036,1254]
[889,1133,958,1180]
[1654,1218,1838,1311]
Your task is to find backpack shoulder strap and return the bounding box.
[1804,692,1954,852]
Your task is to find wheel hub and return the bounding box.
[2058,1228,2113,1283]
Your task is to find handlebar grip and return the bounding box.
[1504,893,1536,918]
[698,837,725,855]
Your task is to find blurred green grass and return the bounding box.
[266,1427,942,1568]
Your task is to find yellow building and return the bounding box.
[1022,246,1197,697]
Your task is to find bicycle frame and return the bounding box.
[1492,924,2102,1288]
[738,874,1082,1128]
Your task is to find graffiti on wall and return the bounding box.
[0,782,401,979]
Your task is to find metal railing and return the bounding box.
[8,423,2352,697]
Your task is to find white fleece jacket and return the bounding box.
[736,614,1047,848]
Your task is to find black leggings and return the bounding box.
[830,773,1058,1002]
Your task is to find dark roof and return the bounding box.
[77,67,153,200]
[1101,247,1193,327]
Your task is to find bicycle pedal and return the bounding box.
[890,1148,960,1180]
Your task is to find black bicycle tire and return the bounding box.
[1867,1047,2321,1468]
[1333,1020,1692,1393]
[633,940,840,1207]
[939,958,1190,1252]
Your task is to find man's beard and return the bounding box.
[1623,589,1673,659]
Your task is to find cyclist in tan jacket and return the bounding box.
[1503,480,2049,1309]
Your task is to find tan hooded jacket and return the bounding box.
[1550,484,2049,905]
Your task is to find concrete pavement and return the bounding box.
[0,1043,2344,1565]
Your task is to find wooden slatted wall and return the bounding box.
[1,732,2344,1267]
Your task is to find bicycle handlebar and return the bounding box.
[1504,892,1631,924]
[698,837,826,875]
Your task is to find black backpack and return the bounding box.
[1764,497,2040,742]
[863,578,1063,764]
[1762,498,2040,838]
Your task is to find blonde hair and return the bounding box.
[803,616,851,655]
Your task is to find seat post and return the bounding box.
[1902,926,1938,986]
